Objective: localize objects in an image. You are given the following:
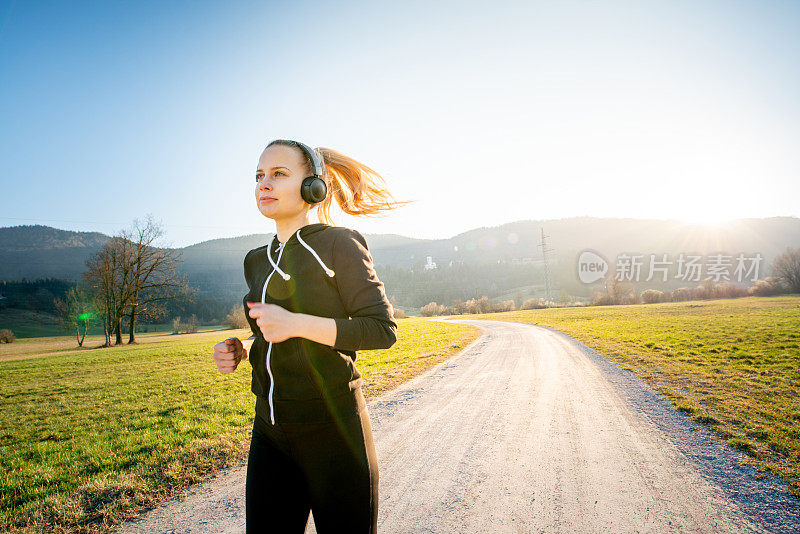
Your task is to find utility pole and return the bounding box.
[538,227,555,306]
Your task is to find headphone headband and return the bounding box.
[271,139,325,178]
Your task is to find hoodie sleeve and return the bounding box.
[331,228,398,352]
[242,249,261,339]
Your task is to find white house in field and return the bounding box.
[424,255,437,270]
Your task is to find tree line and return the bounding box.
[419,247,800,315]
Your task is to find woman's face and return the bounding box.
[255,144,310,220]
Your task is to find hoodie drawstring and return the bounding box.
[259,227,336,425]
[297,231,336,277]
[266,237,291,281]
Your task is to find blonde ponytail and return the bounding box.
[316,146,415,225]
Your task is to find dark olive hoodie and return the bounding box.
[242,223,397,425]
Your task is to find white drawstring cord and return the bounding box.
[297,231,336,277]
[266,235,291,280]
[263,235,289,299]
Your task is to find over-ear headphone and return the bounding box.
[269,139,328,204]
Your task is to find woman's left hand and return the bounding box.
[245,301,298,343]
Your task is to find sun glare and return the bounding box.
[676,213,736,228]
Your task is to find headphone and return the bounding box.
[269,139,328,204]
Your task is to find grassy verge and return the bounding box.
[0,318,480,533]
[465,295,800,497]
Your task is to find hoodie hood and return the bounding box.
[269,223,329,250]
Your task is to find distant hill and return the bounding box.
[2,217,799,311]
[0,225,109,281]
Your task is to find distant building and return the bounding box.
[424,256,437,270]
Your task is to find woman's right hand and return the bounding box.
[213,337,247,374]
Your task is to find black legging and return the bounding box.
[245,391,379,533]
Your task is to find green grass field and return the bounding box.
[0,318,480,534]
[466,295,800,498]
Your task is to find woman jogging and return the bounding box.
[211,139,410,533]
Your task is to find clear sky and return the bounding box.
[1,0,798,247]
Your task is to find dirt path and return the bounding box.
[111,319,799,533]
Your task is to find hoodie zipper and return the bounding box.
[260,227,337,425]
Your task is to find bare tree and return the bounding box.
[120,215,195,343]
[772,247,800,294]
[112,236,138,344]
[83,215,194,347]
[84,235,131,346]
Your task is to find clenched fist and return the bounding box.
[212,337,247,374]
[246,301,298,343]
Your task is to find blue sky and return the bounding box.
[1,0,798,247]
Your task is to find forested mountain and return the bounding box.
[2,217,799,321]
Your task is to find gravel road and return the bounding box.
[112,318,800,533]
